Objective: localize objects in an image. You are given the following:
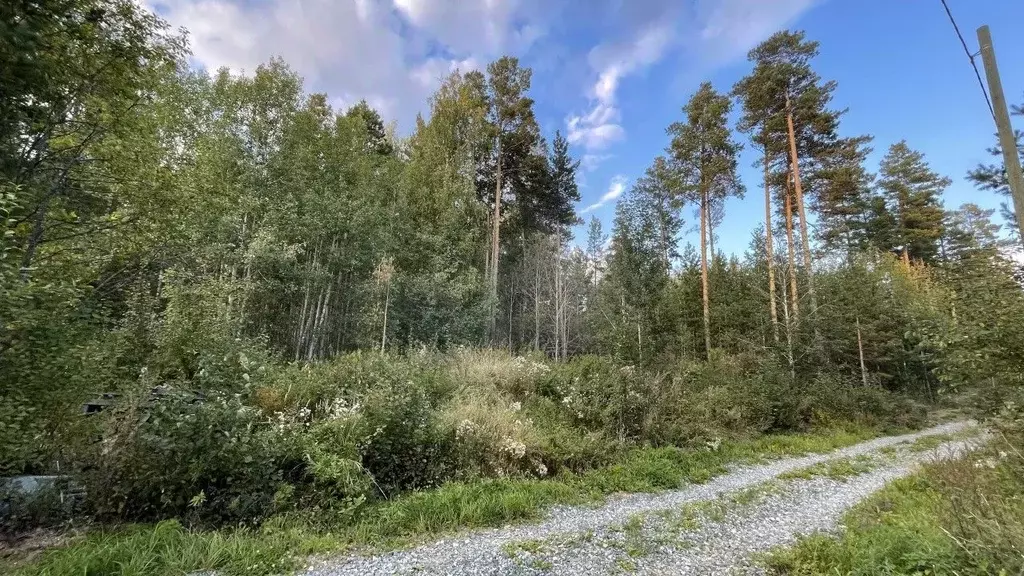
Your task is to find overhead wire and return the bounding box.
[939,0,996,122]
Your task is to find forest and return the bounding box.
[1,1,1023,575]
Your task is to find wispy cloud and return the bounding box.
[566,22,673,154]
[581,175,628,213]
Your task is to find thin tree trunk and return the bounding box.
[534,256,541,352]
[856,316,868,386]
[764,150,780,344]
[489,140,503,339]
[296,281,311,361]
[700,188,712,360]
[784,172,800,320]
[785,98,819,329]
[554,243,561,361]
[380,283,389,353]
[902,246,910,268]
[637,322,642,365]
[781,276,796,380]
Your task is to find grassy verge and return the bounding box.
[3,424,892,576]
[763,434,1023,576]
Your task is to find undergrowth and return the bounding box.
[4,424,885,576]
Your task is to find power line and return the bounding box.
[940,0,996,121]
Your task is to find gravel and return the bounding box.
[301,421,979,576]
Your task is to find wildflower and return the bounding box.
[500,437,526,459]
[510,401,522,412]
[456,419,476,439]
[535,462,548,476]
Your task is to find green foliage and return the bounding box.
[83,391,288,524]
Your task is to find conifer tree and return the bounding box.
[877,141,950,265]
[816,135,876,260]
[733,30,843,333]
[666,82,743,359]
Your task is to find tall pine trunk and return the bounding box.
[764,149,780,344]
[784,172,800,320]
[785,98,819,333]
[700,187,711,360]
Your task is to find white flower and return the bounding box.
[510,401,522,412]
[535,462,548,476]
[456,419,476,439]
[500,437,527,459]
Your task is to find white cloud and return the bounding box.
[693,0,819,65]
[566,21,673,153]
[565,0,818,159]
[580,153,612,172]
[581,175,628,213]
[148,0,545,128]
[146,0,818,146]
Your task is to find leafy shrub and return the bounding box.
[83,389,288,525]
[0,395,50,476]
[538,355,649,441]
[358,377,455,495]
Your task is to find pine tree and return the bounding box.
[474,58,542,339]
[733,30,843,334]
[878,141,949,265]
[816,135,876,260]
[666,82,743,359]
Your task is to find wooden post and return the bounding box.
[977,25,1024,243]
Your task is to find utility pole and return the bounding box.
[977,25,1024,242]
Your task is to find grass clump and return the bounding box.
[778,455,877,482]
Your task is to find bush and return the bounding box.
[439,387,547,479]
[83,388,288,525]
[447,348,550,399]
[358,377,455,495]
[0,395,50,476]
[538,355,649,442]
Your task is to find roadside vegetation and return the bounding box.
[3,1,1023,575]
[765,410,1023,575]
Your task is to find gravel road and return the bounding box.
[301,421,978,576]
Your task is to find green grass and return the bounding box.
[762,475,957,575]
[778,454,877,481]
[763,436,1024,576]
[5,424,892,576]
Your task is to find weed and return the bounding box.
[778,455,876,482]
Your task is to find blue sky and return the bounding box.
[149,0,1024,256]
